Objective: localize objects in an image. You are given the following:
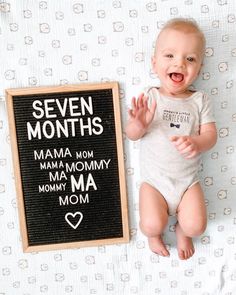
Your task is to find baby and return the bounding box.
[126,18,217,260]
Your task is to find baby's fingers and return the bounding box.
[128,108,135,118]
[137,93,146,109]
[179,144,193,154]
[131,96,137,110]
[170,136,186,147]
[171,136,190,152]
[185,150,198,159]
[170,136,198,159]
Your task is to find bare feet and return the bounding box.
[175,223,195,260]
[148,236,170,257]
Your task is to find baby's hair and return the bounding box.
[162,18,203,32]
[155,18,206,56]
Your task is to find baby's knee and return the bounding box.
[140,217,167,237]
[181,219,207,237]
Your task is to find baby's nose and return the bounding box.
[174,58,185,68]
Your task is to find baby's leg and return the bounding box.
[176,182,207,260]
[139,182,169,256]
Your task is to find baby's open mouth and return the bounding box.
[169,72,184,82]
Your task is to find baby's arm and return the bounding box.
[170,122,217,159]
[125,93,157,141]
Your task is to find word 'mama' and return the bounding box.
[27,96,104,140]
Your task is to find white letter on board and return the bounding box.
[27,121,42,140]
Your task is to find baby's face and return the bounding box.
[152,28,204,97]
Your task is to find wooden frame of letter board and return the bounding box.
[6,82,129,252]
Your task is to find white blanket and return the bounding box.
[0,0,236,294]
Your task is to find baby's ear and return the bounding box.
[197,63,204,76]
[151,56,156,67]
[151,56,158,72]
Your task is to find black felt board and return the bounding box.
[6,83,129,252]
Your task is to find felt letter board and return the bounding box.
[6,82,129,252]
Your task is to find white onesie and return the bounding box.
[140,87,215,215]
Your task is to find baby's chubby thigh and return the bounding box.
[139,181,169,237]
[176,182,207,237]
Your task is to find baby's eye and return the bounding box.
[165,54,174,58]
[187,56,195,62]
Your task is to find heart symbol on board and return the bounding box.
[65,212,83,229]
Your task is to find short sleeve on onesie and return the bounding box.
[200,93,215,125]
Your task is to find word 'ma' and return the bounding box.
[71,173,97,192]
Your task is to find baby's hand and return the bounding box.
[128,93,156,130]
[170,136,200,159]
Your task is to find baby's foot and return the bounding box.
[175,223,195,260]
[148,236,170,257]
